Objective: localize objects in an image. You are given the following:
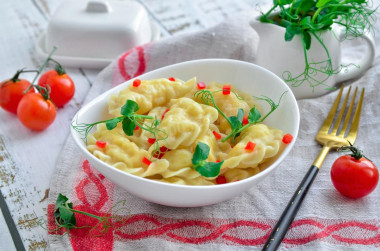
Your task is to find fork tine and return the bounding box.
[338,87,357,137]
[346,88,365,143]
[331,86,351,135]
[319,86,344,134]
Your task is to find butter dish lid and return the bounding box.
[36,0,160,69]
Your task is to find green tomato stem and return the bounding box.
[24,46,58,94]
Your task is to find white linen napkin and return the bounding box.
[47,10,380,251]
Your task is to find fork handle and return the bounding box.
[262,165,319,251]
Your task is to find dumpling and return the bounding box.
[222,124,284,169]
[108,78,196,116]
[149,97,218,150]
[87,124,169,177]
[194,82,260,134]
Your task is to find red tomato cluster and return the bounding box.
[0,64,75,131]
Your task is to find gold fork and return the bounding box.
[263,86,365,251]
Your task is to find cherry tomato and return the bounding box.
[331,154,379,199]
[0,71,34,114]
[38,68,75,107]
[17,92,56,131]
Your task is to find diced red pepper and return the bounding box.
[132,79,141,87]
[216,159,221,163]
[142,157,151,166]
[213,130,222,140]
[242,115,249,125]
[96,140,107,148]
[216,175,227,184]
[168,77,176,82]
[161,109,170,120]
[245,141,256,152]
[153,146,170,159]
[197,82,206,90]
[134,125,140,131]
[282,133,293,144]
[148,138,156,144]
[222,85,231,95]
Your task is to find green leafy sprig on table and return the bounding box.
[72,99,168,157]
[260,0,377,89]
[194,89,286,143]
[52,193,129,235]
[192,142,224,177]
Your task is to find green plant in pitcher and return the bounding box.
[260,0,377,90]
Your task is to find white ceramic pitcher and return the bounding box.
[250,17,375,99]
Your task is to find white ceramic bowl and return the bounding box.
[71,59,300,207]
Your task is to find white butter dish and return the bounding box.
[36,0,160,69]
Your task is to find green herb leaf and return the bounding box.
[302,31,312,50]
[285,24,300,41]
[122,117,136,136]
[248,107,261,122]
[195,161,224,178]
[294,0,317,13]
[121,100,139,116]
[192,142,210,165]
[229,116,242,130]
[57,207,76,225]
[54,193,76,230]
[106,117,123,130]
[316,0,332,8]
[237,108,244,122]
[55,193,69,209]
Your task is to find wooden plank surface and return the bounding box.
[0,0,270,250]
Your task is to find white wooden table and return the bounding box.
[0,0,270,250]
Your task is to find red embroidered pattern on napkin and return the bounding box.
[48,160,380,249]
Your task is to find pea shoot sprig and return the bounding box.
[192,142,224,177]
[260,0,377,89]
[72,99,167,157]
[52,193,129,235]
[194,89,286,143]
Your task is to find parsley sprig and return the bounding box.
[192,142,224,177]
[260,0,377,89]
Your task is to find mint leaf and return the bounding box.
[122,117,136,136]
[192,142,210,165]
[121,100,139,116]
[195,161,224,177]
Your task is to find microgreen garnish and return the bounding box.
[72,99,168,157]
[192,142,224,177]
[53,193,129,235]
[260,0,377,89]
[194,88,244,126]
[194,89,286,143]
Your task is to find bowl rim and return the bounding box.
[71,58,300,190]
